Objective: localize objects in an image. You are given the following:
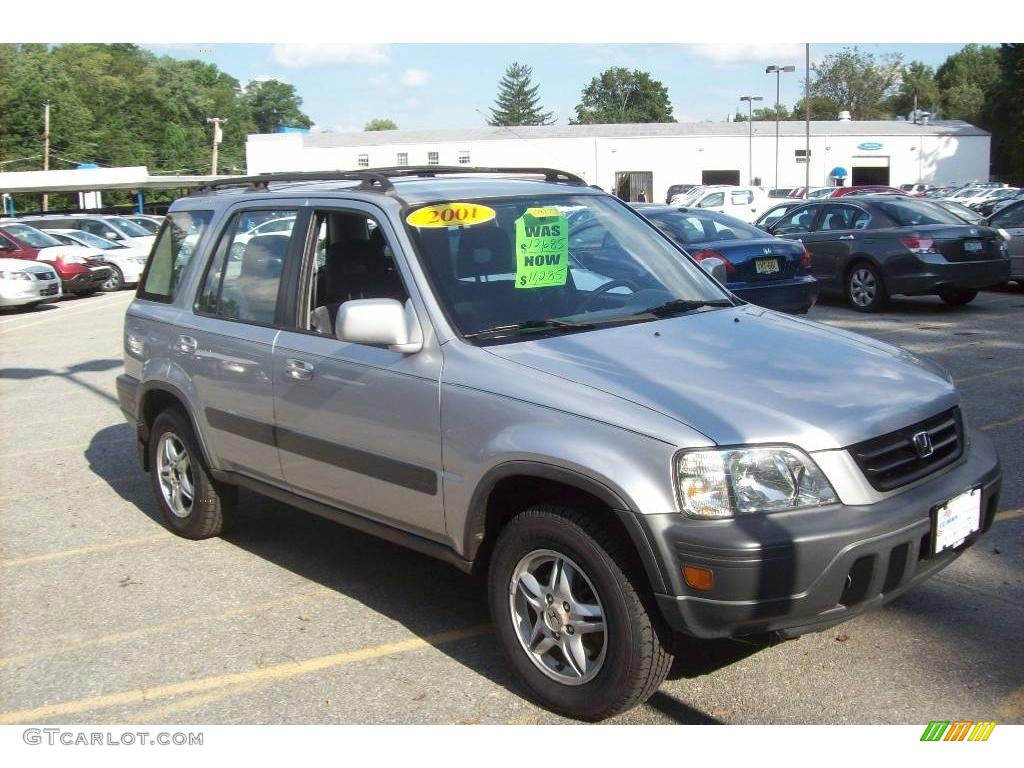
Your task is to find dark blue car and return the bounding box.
[634,204,819,314]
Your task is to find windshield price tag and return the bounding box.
[514,208,569,289]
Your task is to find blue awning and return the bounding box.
[830,166,849,178]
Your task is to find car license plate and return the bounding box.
[755,257,780,275]
[932,487,981,554]
[964,239,983,253]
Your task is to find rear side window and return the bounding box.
[139,211,213,303]
[730,190,753,205]
[197,209,297,325]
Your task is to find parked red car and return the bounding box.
[0,222,111,295]
[829,185,909,198]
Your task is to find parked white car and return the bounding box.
[43,229,149,291]
[19,214,156,251]
[0,257,62,308]
[669,185,769,222]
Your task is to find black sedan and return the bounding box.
[764,196,1010,311]
[633,205,818,314]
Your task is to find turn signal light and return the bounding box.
[682,565,714,591]
[691,249,736,272]
[899,237,938,254]
[800,244,812,269]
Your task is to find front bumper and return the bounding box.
[731,275,819,314]
[0,278,61,306]
[62,267,112,293]
[886,256,1010,295]
[645,429,1001,639]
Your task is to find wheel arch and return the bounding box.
[136,381,212,473]
[464,461,669,595]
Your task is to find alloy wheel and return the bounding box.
[508,549,607,685]
[156,432,194,518]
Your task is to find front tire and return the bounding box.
[148,408,235,539]
[938,287,978,306]
[100,265,124,292]
[845,261,888,312]
[488,506,673,721]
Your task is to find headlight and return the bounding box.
[59,252,85,264]
[0,270,31,280]
[675,446,837,518]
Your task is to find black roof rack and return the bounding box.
[190,166,586,195]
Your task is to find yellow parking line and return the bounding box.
[0,624,493,724]
[124,680,270,724]
[956,365,1024,385]
[980,413,1024,431]
[995,508,1023,523]
[0,533,171,568]
[0,589,335,667]
[0,475,139,502]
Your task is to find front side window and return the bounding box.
[730,190,753,205]
[197,209,296,325]
[698,192,724,208]
[404,194,732,342]
[817,205,871,231]
[139,210,213,302]
[992,203,1024,228]
[773,204,820,233]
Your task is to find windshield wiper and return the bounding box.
[463,318,598,341]
[631,298,734,318]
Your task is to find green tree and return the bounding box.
[888,61,940,119]
[488,63,553,126]
[986,44,1024,184]
[244,79,313,134]
[364,117,398,131]
[734,104,791,122]
[936,44,1000,124]
[794,47,903,119]
[572,67,673,124]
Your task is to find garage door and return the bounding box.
[852,155,890,186]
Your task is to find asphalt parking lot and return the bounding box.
[0,288,1021,725]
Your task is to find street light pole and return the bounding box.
[765,64,795,190]
[740,96,763,185]
[207,117,225,176]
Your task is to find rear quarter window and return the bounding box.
[138,210,213,303]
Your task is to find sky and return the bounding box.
[142,43,969,134]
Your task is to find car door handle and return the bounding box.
[285,358,314,381]
[173,335,198,355]
[838,234,855,240]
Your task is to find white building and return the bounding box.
[246,120,990,203]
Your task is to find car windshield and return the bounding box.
[875,198,967,226]
[645,209,763,244]
[1,223,63,248]
[57,230,122,249]
[105,218,151,237]
[405,194,733,342]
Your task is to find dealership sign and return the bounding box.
[857,142,884,150]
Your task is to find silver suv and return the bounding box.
[117,168,1002,721]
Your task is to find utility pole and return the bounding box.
[765,64,795,191]
[805,44,811,195]
[42,102,50,212]
[740,96,763,185]
[207,117,224,176]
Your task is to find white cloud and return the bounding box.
[272,44,390,68]
[688,44,805,66]
[400,68,430,87]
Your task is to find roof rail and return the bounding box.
[191,170,395,195]
[190,166,587,195]
[366,166,588,184]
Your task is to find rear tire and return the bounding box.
[100,265,124,292]
[845,261,887,312]
[488,505,674,721]
[938,287,978,306]
[148,408,235,539]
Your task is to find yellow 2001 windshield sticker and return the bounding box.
[406,202,495,228]
[514,208,569,289]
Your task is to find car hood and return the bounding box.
[0,257,51,273]
[483,305,958,452]
[36,245,94,261]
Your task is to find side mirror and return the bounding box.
[698,256,729,284]
[335,298,423,354]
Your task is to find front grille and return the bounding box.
[40,284,59,296]
[33,271,56,281]
[849,407,963,491]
